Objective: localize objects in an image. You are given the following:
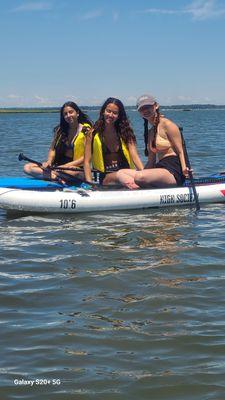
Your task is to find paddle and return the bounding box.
[18,153,115,190]
[18,153,98,187]
[18,153,100,174]
[18,153,86,172]
[179,128,200,212]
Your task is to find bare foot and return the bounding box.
[124,181,140,190]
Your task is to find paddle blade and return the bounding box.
[18,153,25,161]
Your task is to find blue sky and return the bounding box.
[0,0,225,107]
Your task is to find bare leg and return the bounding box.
[102,172,120,185]
[23,163,46,179]
[135,168,177,188]
[116,169,140,189]
[24,162,85,184]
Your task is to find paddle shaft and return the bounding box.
[18,153,94,186]
[18,153,105,189]
[18,153,101,173]
[179,128,200,211]
[18,153,86,172]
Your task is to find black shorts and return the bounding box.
[99,172,107,184]
[155,155,185,186]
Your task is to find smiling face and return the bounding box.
[103,103,119,126]
[63,106,79,126]
[138,104,158,123]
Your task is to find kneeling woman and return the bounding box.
[84,97,143,185]
[24,101,92,182]
[117,94,189,189]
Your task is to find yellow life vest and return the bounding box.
[92,132,135,172]
[73,123,90,161]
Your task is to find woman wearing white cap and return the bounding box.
[116,94,189,189]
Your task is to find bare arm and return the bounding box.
[165,120,188,177]
[56,157,84,170]
[145,152,156,169]
[84,129,94,182]
[58,156,84,168]
[128,142,144,170]
[42,148,56,168]
[144,128,156,168]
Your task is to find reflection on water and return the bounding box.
[1,111,225,399]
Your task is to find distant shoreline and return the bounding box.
[0,105,225,113]
[0,108,59,114]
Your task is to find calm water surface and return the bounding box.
[0,110,225,399]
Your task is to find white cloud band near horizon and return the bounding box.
[0,93,223,107]
[9,0,225,21]
[140,0,225,21]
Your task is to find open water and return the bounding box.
[0,109,225,400]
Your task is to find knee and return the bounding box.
[23,163,31,174]
[23,162,36,175]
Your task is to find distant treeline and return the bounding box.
[162,104,225,110]
[0,104,225,113]
[0,108,59,113]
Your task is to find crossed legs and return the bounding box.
[116,168,177,189]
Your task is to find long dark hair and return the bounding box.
[54,101,92,136]
[94,97,136,144]
[143,108,161,156]
[151,108,161,149]
[143,118,149,156]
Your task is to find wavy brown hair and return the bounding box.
[93,97,136,144]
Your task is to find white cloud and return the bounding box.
[33,95,51,104]
[139,0,225,21]
[79,9,103,21]
[84,97,105,106]
[64,95,80,102]
[11,2,52,12]
[185,0,225,20]
[0,94,215,108]
[0,94,101,107]
[78,8,118,22]
[124,96,138,105]
[0,94,56,107]
[140,8,179,16]
[174,95,213,104]
[177,95,194,102]
[7,94,22,99]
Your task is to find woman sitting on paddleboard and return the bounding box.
[84,97,143,185]
[117,94,189,189]
[24,101,92,181]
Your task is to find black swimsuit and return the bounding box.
[99,131,129,184]
[155,155,185,186]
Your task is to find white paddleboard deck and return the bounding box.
[1,182,225,213]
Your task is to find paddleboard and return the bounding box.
[1,174,225,213]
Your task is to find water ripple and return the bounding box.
[1,111,225,399]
